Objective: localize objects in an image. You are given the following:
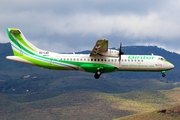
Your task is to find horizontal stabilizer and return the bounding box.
[6,56,33,65]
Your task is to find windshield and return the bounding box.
[158,57,165,61]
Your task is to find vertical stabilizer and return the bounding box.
[6,28,41,56]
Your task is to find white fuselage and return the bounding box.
[6,28,175,79]
[46,52,174,72]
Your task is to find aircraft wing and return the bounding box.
[90,39,108,56]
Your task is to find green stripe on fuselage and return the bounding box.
[63,61,116,73]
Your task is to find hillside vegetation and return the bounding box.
[1,43,180,119]
[118,105,180,120]
[1,88,180,120]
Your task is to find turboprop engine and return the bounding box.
[100,49,119,57]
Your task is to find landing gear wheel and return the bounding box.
[94,69,104,79]
[94,74,100,79]
[162,73,166,77]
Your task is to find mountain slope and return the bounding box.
[1,88,180,120]
[118,105,180,120]
[1,43,180,119]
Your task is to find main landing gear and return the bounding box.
[161,71,166,77]
[94,68,104,79]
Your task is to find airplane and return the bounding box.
[6,28,174,79]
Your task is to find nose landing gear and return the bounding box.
[161,71,166,77]
[162,73,166,77]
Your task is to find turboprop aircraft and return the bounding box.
[6,28,174,79]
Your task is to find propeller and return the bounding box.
[118,42,124,63]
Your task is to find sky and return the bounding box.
[1,0,180,53]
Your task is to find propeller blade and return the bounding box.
[120,42,124,55]
[118,42,124,63]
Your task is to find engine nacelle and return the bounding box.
[100,49,119,57]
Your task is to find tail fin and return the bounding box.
[6,28,41,56]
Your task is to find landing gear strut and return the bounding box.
[94,68,104,79]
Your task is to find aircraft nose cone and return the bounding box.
[169,63,174,69]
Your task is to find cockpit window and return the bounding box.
[158,57,165,61]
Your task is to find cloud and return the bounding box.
[0,33,8,43]
[0,0,180,53]
[44,13,180,39]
